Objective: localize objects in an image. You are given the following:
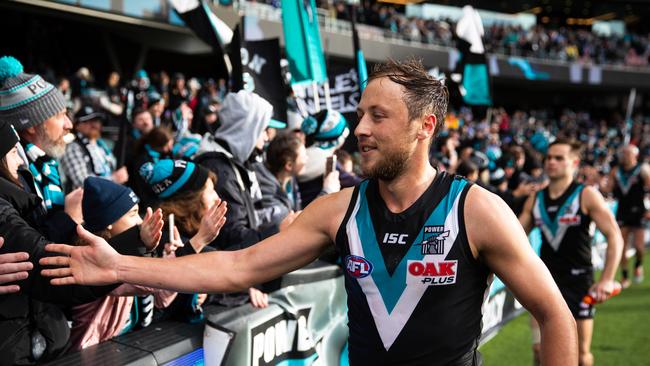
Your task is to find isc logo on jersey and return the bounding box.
[345,255,373,278]
[406,260,457,286]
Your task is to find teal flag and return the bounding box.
[281,0,327,85]
[351,5,368,92]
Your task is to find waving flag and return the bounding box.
[170,0,233,79]
[350,6,368,92]
[453,5,491,106]
[281,0,328,85]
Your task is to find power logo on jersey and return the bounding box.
[345,255,373,278]
[419,226,449,255]
[406,260,458,286]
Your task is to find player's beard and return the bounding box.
[363,145,411,181]
[35,123,68,158]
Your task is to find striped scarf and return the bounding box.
[24,143,64,210]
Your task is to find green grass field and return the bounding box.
[480,260,650,365]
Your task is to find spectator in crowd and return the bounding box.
[138,159,262,310]
[0,121,33,296]
[194,91,295,250]
[194,102,220,136]
[147,91,166,127]
[297,109,359,206]
[103,71,125,128]
[261,134,307,226]
[113,106,155,173]
[128,126,175,210]
[0,56,82,235]
[57,76,73,110]
[60,105,128,192]
[456,159,479,181]
[128,69,153,109]
[70,177,176,350]
[169,72,189,111]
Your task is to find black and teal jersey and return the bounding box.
[335,172,490,366]
[532,182,593,276]
[613,164,648,226]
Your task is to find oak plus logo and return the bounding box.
[406,260,458,286]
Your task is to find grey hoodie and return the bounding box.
[197,90,272,164]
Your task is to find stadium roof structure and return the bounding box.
[421,0,650,28]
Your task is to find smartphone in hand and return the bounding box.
[168,214,175,241]
[325,155,337,175]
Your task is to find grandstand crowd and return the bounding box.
[256,0,650,67]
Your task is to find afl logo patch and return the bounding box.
[345,255,373,278]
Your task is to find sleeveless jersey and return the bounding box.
[532,182,593,276]
[336,172,490,366]
[613,164,647,217]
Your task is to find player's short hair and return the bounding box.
[368,58,449,137]
[549,138,583,159]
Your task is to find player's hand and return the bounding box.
[40,225,121,286]
[0,237,33,294]
[589,279,615,303]
[249,287,269,308]
[140,207,164,251]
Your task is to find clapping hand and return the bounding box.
[190,199,227,252]
[140,207,164,252]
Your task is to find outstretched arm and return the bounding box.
[41,190,351,294]
[582,186,623,302]
[465,186,578,366]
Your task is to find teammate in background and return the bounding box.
[42,59,578,365]
[519,139,623,366]
[604,145,650,287]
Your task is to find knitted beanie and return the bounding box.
[83,177,140,232]
[301,109,349,150]
[139,159,209,199]
[0,119,19,158]
[0,56,67,131]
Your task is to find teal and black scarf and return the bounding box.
[24,143,64,210]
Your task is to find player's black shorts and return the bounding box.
[616,205,647,228]
[554,272,595,320]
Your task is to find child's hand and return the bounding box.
[140,207,164,251]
